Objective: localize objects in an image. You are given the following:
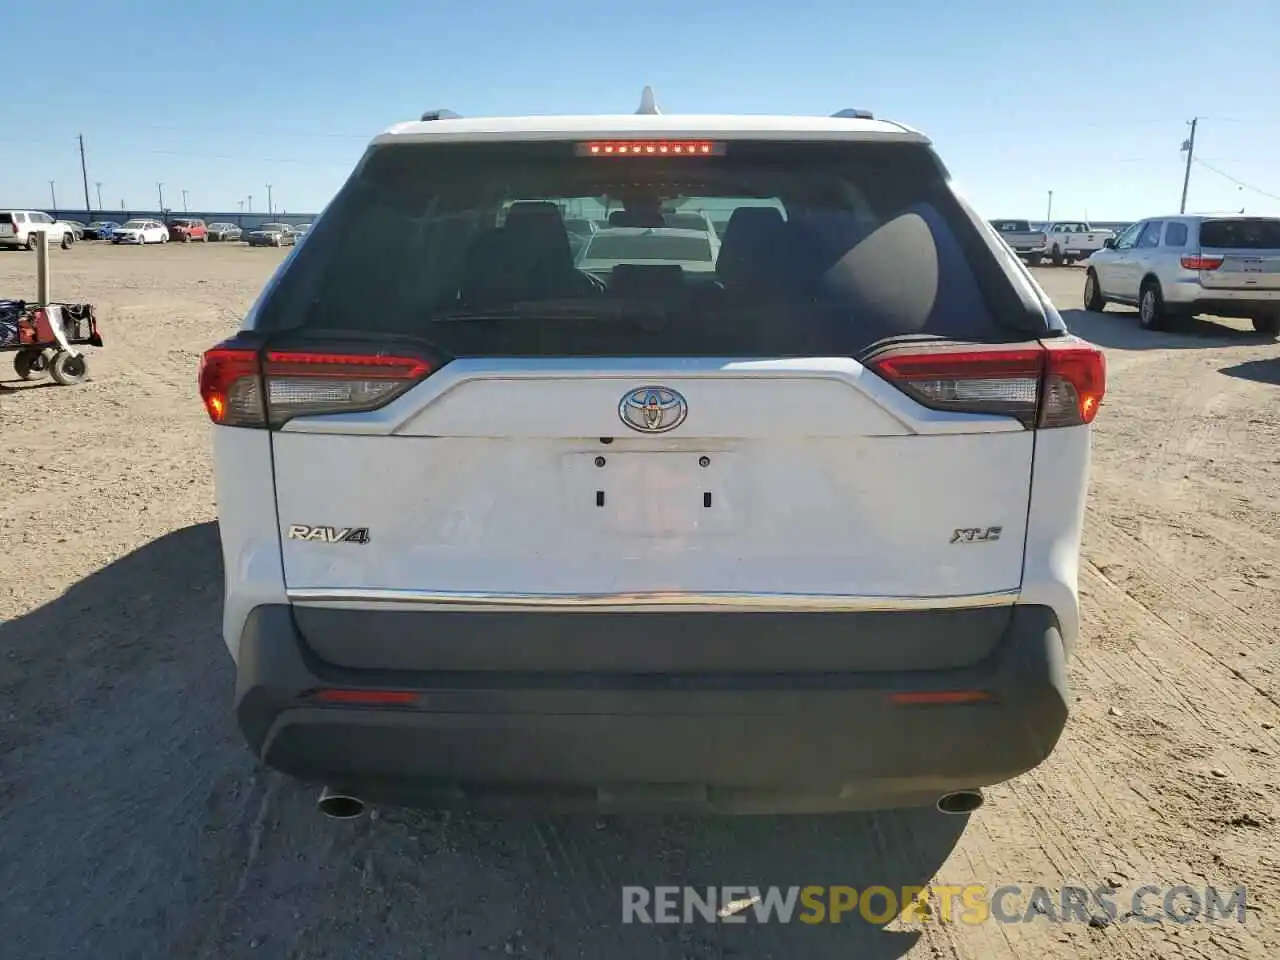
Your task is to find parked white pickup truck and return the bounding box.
[990,219,1048,265]
[1042,221,1114,265]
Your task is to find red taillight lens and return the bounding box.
[577,140,722,157]
[1039,340,1106,428]
[198,344,435,427]
[868,341,1105,429]
[1180,255,1224,271]
[199,346,262,425]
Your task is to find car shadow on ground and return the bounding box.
[1220,357,1280,386]
[1060,308,1271,351]
[0,523,969,960]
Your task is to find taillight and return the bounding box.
[199,347,261,425]
[868,341,1105,429]
[198,343,435,427]
[1180,255,1224,271]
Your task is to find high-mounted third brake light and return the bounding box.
[198,344,436,428]
[577,141,724,157]
[868,341,1105,429]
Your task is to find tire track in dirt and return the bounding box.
[1085,510,1280,709]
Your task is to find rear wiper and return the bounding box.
[425,299,672,324]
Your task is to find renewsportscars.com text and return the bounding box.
[621,884,1248,925]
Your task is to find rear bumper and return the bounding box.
[1165,280,1280,316]
[233,603,1069,812]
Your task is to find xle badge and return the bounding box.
[287,525,370,544]
[951,527,1002,544]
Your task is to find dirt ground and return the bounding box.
[1,243,1277,960]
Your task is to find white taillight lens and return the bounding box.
[868,341,1105,429]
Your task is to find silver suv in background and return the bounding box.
[1084,216,1280,334]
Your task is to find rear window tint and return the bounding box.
[1164,222,1188,247]
[254,140,1044,356]
[992,220,1031,232]
[1199,219,1280,250]
[0,214,13,225]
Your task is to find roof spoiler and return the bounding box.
[420,109,462,121]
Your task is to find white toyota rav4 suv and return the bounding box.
[200,93,1105,816]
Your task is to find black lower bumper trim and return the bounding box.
[233,604,1068,813]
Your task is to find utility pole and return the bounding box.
[48,181,57,213]
[95,182,103,211]
[79,134,92,216]
[1046,190,1053,223]
[182,189,189,213]
[157,182,165,216]
[238,199,244,225]
[266,184,273,217]
[1179,117,1199,215]
[248,194,253,214]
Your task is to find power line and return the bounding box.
[1193,158,1280,203]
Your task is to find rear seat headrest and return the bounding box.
[716,207,788,287]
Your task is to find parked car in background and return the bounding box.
[0,211,76,250]
[169,218,209,242]
[1084,215,1280,334]
[111,219,169,244]
[663,210,718,234]
[1042,221,1114,265]
[85,221,122,239]
[208,222,243,242]
[990,219,1048,265]
[58,220,87,241]
[246,222,297,247]
[575,225,722,274]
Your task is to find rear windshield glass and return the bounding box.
[0,214,13,225]
[992,220,1031,232]
[1199,219,1280,250]
[254,140,1040,356]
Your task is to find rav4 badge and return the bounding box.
[286,524,370,544]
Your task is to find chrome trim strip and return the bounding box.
[285,588,1020,613]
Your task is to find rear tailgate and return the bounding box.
[230,138,1088,672]
[0,214,15,238]
[1196,218,1280,291]
[273,358,1034,601]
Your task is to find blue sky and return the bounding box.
[5,0,1278,219]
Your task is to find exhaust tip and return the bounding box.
[317,787,366,820]
[936,789,984,815]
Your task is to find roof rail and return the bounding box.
[832,108,874,120]
[636,86,661,115]
[420,109,462,121]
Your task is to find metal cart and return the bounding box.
[1,300,103,385]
